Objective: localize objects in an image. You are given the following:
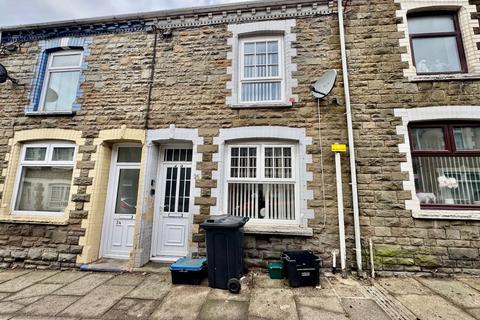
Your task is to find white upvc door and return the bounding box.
[101,145,141,260]
[151,147,193,262]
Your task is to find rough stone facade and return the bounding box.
[346,0,480,274]
[0,31,151,268]
[0,1,352,269]
[0,0,478,274]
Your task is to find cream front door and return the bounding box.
[151,148,193,262]
[101,145,141,260]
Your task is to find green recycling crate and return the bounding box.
[268,262,284,279]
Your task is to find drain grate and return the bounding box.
[364,284,418,320]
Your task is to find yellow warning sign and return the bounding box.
[331,143,347,153]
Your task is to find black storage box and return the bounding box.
[170,258,208,285]
[282,250,320,287]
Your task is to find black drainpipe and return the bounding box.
[144,25,158,130]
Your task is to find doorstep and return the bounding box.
[79,258,130,272]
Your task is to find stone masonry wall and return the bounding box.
[2,0,480,273]
[147,16,353,268]
[0,31,152,268]
[346,0,480,274]
[0,12,353,269]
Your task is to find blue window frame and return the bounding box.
[27,37,92,114]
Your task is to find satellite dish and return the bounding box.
[0,63,18,85]
[312,69,337,99]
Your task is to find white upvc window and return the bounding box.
[239,36,284,104]
[39,50,83,112]
[12,141,76,216]
[224,142,298,223]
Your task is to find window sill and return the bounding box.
[230,103,293,109]
[409,73,480,82]
[413,210,480,220]
[25,111,76,116]
[0,214,69,225]
[244,223,313,236]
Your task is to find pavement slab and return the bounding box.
[0,301,23,314]
[466,308,480,319]
[40,271,86,285]
[396,294,476,320]
[248,288,298,320]
[341,298,391,320]
[0,270,479,320]
[328,277,367,298]
[125,274,171,300]
[376,277,433,296]
[296,296,349,320]
[9,317,77,320]
[0,292,11,300]
[0,271,31,284]
[417,278,480,309]
[21,295,78,316]
[254,273,288,288]
[0,271,58,293]
[150,285,210,320]
[54,273,114,296]
[198,299,248,320]
[59,284,133,318]
[3,283,62,302]
[458,277,480,293]
[208,288,250,302]
[102,298,159,319]
[105,273,146,286]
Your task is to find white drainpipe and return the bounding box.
[338,0,363,274]
[334,151,347,277]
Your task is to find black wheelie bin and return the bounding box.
[200,215,249,293]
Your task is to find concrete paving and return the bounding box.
[0,269,478,319]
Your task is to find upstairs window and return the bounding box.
[409,122,480,209]
[239,36,284,103]
[39,50,83,112]
[13,142,76,215]
[225,142,297,222]
[408,12,467,74]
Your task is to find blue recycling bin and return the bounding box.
[170,257,207,285]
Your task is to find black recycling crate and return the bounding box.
[170,258,208,285]
[281,250,320,287]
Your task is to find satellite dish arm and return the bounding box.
[311,87,327,97]
[7,75,18,85]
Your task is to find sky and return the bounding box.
[0,0,246,27]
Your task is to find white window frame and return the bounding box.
[38,50,83,112]
[238,36,285,104]
[12,141,76,216]
[223,141,300,224]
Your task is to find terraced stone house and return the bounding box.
[0,0,479,274]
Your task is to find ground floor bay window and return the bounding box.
[225,142,298,222]
[410,122,480,208]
